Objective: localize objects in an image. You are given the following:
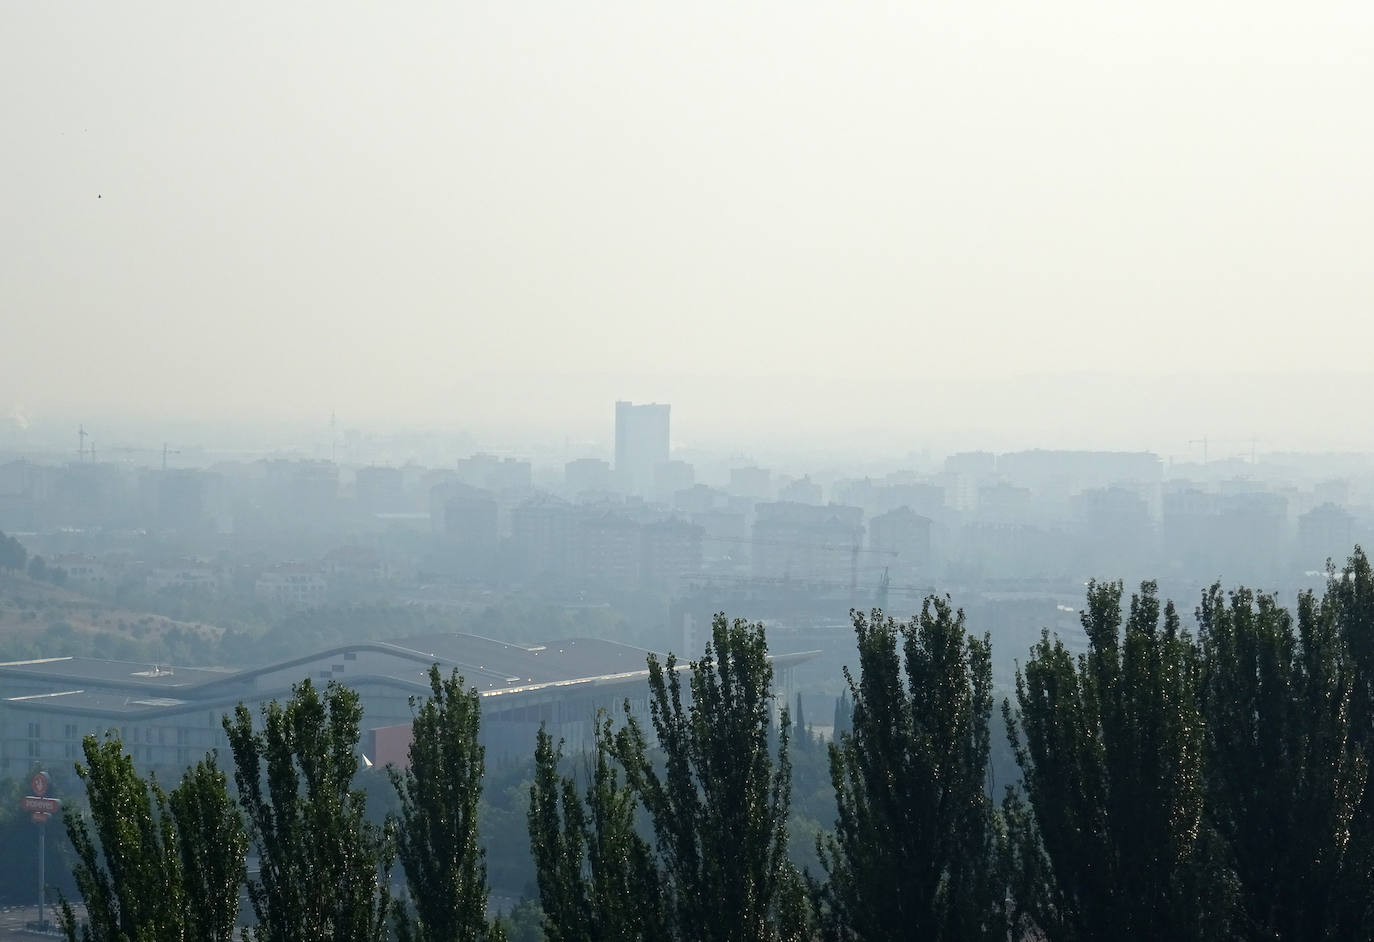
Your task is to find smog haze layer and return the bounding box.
[4,2,1373,453]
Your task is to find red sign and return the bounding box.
[30,772,49,797]
[30,811,51,824]
[21,797,60,814]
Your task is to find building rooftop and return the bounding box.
[0,635,820,719]
[0,656,234,691]
[3,688,194,716]
[390,634,657,691]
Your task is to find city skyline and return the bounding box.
[6,1,1373,932]
[8,365,1374,466]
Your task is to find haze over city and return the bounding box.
[5,1,1374,454]
[5,2,1374,939]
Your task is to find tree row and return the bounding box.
[60,548,1374,941]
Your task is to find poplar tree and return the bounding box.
[167,754,247,942]
[814,600,1010,941]
[1326,547,1374,935]
[1197,583,1364,941]
[224,679,392,942]
[610,614,808,942]
[528,718,665,942]
[61,735,187,942]
[1006,580,1231,940]
[61,739,245,942]
[390,666,501,942]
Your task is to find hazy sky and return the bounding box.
[4,2,1373,452]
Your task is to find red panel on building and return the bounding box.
[368,723,414,769]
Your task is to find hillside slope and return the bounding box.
[0,572,223,662]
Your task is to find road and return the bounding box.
[0,903,79,940]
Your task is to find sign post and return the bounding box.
[26,771,56,932]
[39,814,45,931]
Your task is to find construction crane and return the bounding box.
[100,442,183,470]
[77,425,88,462]
[1186,436,1261,465]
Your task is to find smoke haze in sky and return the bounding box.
[4,2,1372,450]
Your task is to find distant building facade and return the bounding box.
[614,401,670,498]
[576,512,641,586]
[0,637,818,777]
[254,565,327,606]
[640,519,705,593]
[868,507,932,581]
[510,496,576,577]
[147,562,221,595]
[51,554,111,588]
[355,466,406,514]
[440,484,500,546]
[565,458,613,497]
[729,467,772,501]
[778,476,823,505]
[1297,502,1353,570]
[752,502,864,585]
[653,460,695,505]
[457,454,532,492]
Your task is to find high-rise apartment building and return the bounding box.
[614,401,670,497]
[565,458,613,496]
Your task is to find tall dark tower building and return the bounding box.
[614,401,670,498]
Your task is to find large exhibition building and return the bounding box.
[0,634,816,783]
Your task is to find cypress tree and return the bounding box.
[832,690,852,741]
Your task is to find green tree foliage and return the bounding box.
[224,679,392,942]
[60,738,244,942]
[611,614,808,942]
[0,776,75,905]
[61,735,186,942]
[528,719,666,942]
[1325,547,1374,934]
[1007,580,1230,940]
[168,754,247,942]
[813,601,1010,941]
[0,529,26,571]
[500,899,547,942]
[390,666,502,942]
[831,690,851,741]
[1198,582,1367,940]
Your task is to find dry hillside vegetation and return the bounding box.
[0,572,223,650]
